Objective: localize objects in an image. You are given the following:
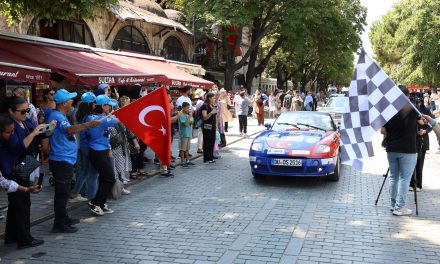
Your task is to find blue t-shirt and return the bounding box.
[179,115,193,138]
[85,114,117,151]
[48,110,78,165]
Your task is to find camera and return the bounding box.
[410,92,423,105]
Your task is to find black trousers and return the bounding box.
[224,122,228,132]
[90,149,116,207]
[202,127,216,162]
[5,179,32,246]
[49,160,74,228]
[238,115,247,134]
[411,150,426,189]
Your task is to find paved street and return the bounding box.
[1,119,440,263]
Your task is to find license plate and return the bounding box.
[271,158,302,167]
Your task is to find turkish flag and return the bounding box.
[114,87,171,166]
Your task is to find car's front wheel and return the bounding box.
[252,172,265,180]
[327,156,340,181]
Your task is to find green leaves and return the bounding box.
[0,0,118,25]
[370,0,440,87]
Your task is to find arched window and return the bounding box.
[29,19,95,47]
[112,26,150,54]
[163,36,187,62]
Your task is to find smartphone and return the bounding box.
[37,173,44,187]
[40,123,55,133]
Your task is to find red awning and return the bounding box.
[0,38,164,86]
[96,50,214,89]
[0,49,51,83]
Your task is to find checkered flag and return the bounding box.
[340,50,410,170]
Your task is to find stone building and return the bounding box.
[0,0,203,74]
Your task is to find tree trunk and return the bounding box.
[224,68,235,91]
[276,62,286,90]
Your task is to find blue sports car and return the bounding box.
[249,111,341,181]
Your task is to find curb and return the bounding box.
[0,128,264,238]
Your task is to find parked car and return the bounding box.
[317,96,347,125]
[249,111,341,181]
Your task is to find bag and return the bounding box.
[111,178,124,200]
[195,107,203,128]
[11,154,40,181]
[109,127,123,149]
[203,123,213,130]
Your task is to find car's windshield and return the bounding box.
[272,112,334,132]
[326,97,346,108]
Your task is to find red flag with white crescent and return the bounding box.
[114,87,171,166]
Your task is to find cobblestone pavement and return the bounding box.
[1,124,440,263]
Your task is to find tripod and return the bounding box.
[375,168,419,215]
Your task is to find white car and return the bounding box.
[317,96,347,125]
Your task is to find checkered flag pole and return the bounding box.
[339,50,410,170]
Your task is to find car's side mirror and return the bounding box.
[264,123,272,130]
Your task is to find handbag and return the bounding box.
[11,154,40,181]
[111,178,124,200]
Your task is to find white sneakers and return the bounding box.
[392,207,412,216]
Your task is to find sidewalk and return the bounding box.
[0,116,271,236]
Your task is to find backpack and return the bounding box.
[283,96,292,109]
[194,106,203,128]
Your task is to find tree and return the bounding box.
[0,0,117,25]
[169,0,365,92]
[369,0,440,87]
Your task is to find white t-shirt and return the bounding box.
[176,95,192,108]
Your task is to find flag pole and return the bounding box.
[408,101,432,128]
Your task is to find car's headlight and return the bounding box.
[251,142,263,152]
[315,144,331,153]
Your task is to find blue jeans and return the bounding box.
[73,148,98,199]
[387,152,417,209]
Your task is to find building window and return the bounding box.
[163,36,187,62]
[112,26,150,54]
[29,19,95,46]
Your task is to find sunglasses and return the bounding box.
[16,108,31,115]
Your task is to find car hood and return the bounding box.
[259,130,330,150]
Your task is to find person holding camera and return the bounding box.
[0,98,47,249]
[410,93,433,192]
[383,86,424,216]
[47,89,101,233]
[201,93,217,163]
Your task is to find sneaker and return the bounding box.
[416,187,421,192]
[187,161,195,166]
[208,160,216,164]
[188,153,193,158]
[409,186,414,191]
[88,202,104,216]
[18,239,44,249]
[182,163,189,169]
[122,188,131,195]
[101,204,114,214]
[169,165,176,170]
[160,171,174,177]
[154,158,161,165]
[70,195,88,202]
[393,207,412,216]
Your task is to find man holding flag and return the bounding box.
[339,50,423,216]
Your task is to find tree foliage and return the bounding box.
[167,0,366,91]
[0,0,117,25]
[369,0,440,87]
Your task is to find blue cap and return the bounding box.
[98,83,110,90]
[54,89,77,104]
[81,92,96,103]
[95,95,117,106]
